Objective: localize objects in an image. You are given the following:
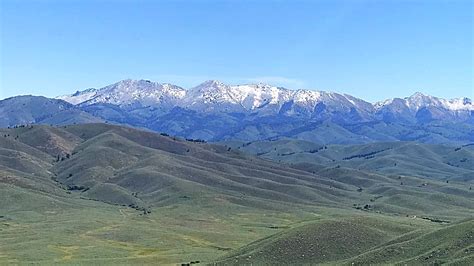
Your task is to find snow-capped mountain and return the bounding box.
[58,79,186,108]
[57,79,472,124]
[181,80,249,112]
[57,88,98,105]
[375,92,474,112]
[2,79,472,144]
[374,92,473,123]
[183,81,374,118]
[58,79,377,119]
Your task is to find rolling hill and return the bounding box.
[217,217,474,265]
[0,123,472,264]
[223,138,474,182]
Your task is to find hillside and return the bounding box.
[223,139,474,182]
[0,123,472,264]
[217,217,474,265]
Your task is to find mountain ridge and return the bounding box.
[56,79,473,114]
[1,79,472,144]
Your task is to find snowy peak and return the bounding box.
[409,92,427,98]
[198,80,227,88]
[188,80,231,94]
[235,84,292,109]
[185,81,290,111]
[57,88,98,105]
[184,80,238,109]
[58,79,186,107]
[376,92,474,112]
[72,88,97,97]
[92,79,186,105]
[405,92,443,111]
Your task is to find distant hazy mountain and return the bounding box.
[0,95,102,127]
[375,92,473,123]
[1,79,472,144]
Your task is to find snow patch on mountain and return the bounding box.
[57,88,98,105]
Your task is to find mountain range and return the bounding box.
[1,79,472,144]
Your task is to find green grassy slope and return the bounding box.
[216,217,473,265]
[347,219,474,265]
[0,123,472,264]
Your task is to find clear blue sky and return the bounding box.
[1,0,472,102]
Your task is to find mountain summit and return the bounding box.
[58,79,186,107]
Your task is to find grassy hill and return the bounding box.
[0,123,472,264]
[216,217,474,265]
[222,138,474,181]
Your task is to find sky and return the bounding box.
[0,0,472,102]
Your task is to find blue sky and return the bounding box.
[1,0,472,102]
